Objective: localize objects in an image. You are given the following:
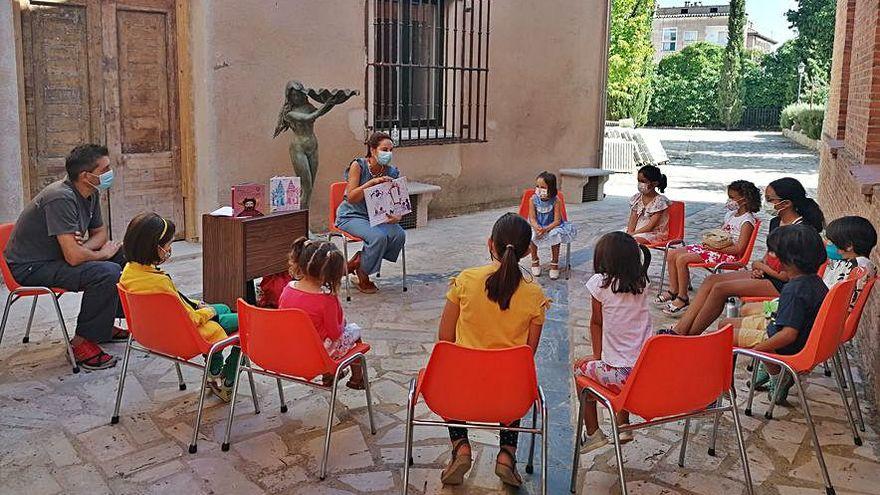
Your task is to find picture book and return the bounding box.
[364,176,412,227]
[269,176,302,212]
[232,183,266,218]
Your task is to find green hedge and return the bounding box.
[780,103,825,139]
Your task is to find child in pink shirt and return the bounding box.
[279,237,364,389]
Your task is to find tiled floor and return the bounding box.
[1,129,878,494]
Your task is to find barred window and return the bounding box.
[367,0,490,145]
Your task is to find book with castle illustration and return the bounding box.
[231,183,266,218]
[364,176,412,227]
[269,176,302,213]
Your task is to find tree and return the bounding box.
[716,0,746,129]
[648,42,724,127]
[786,0,836,78]
[606,0,656,126]
[742,42,800,108]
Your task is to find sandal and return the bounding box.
[494,448,523,487]
[549,263,560,281]
[441,439,473,485]
[654,290,677,305]
[72,340,117,370]
[662,297,690,316]
[356,279,378,294]
[111,326,130,343]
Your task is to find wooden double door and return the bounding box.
[20,0,185,239]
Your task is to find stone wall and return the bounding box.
[818,0,880,415]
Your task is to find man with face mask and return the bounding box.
[4,144,127,371]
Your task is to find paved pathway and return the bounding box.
[1,129,878,494]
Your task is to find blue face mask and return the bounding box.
[89,170,114,191]
[376,151,393,166]
[826,243,844,261]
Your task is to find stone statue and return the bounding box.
[273,80,359,210]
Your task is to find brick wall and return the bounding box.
[818,0,880,419]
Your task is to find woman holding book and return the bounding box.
[335,131,406,294]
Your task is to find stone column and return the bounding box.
[0,2,24,222]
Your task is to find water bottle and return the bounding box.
[725,297,740,318]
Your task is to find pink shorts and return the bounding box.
[686,244,737,265]
[573,358,632,394]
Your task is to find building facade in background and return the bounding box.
[652,2,777,61]
[0,0,608,237]
[819,0,880,419]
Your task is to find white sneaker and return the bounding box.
[618,430,634,444]
[530,264,542,277]
[580,429,610,454]
[549,267,560,280]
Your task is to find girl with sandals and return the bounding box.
[437,213,550,488]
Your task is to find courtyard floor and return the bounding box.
[1,129,878,495]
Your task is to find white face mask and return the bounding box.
[765,200,786,217]
[637,182,653,194]
[158,245,172,264]
[535,187,548,199]
[725,199,740,211]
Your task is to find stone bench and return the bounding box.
[559,168,613,203]
[401,181,442,229]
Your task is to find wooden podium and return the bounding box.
[202,210,309,307]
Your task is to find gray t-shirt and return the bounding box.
[5,180,103,266]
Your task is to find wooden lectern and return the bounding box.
[202,210,309,307]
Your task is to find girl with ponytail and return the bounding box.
[437,212,549,488]
[574,232,654,452]
[279,237,366,389]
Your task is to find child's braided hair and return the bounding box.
[288,237,346,294]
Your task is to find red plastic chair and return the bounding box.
[222,300,376,479]
[0,223,78,372]
[518,189,572,280]
[688,219,762,275]
[645,200,686,293]
[328,181,407,301]
[112,285,257,454]
[570,326,753,495]
[402,342,547,494]
[736,277,858,495]
[836,275,876,434]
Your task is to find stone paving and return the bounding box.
[1,129,879,495]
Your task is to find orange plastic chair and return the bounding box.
[328,181,407,301]
[836,275,876,433]
[570,326,753,495]
[735,277,858,495]
[688,219,762,275]
[222,300,376,479]
[518,189,572,280]
[645,200,685,293]
[0,223,78,372]
[740,261,829,305]
[112,285,258,454]
[402,342,547,494]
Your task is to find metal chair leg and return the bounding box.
[658,248,669,293]
[189,355,215,454]
[110,336,134,424]
[245,357,260,414]
[221,352,245,451]
[565,242,572,280]
[50,292,78,373]
[360,355,376,434]
[744,357,759,416]
[319,364,344,479]
[840,347,866,432]
[526,403,537,474]
[402,379,416,495]
[401,245,407,292]
[607,402,628,495]
[832,352,861,446]
[175,363,186,391]
[822,360,832,377]
[678,418,691,467]
[540,395,548,495]
[729,389,755,495]
[22,295,38,343]
[342,238,352,302]
[276,378,287,413]
[765,370,791,420]
[0,292,16,347]
[792,371,836,495]
[570,389,586,493]
[709,396,721,456]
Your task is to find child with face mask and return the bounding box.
[528,171,578,280]
[119,212,240,401]
[658,180,761,315]
[626,165,671,245]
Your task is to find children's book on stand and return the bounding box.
[269,176,302,213]
[231,183,266,218]
[364,176,412,227]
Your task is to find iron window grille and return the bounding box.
[366,0,490,146]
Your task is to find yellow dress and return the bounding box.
[446,264,550,349]
[119,262,227,344]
